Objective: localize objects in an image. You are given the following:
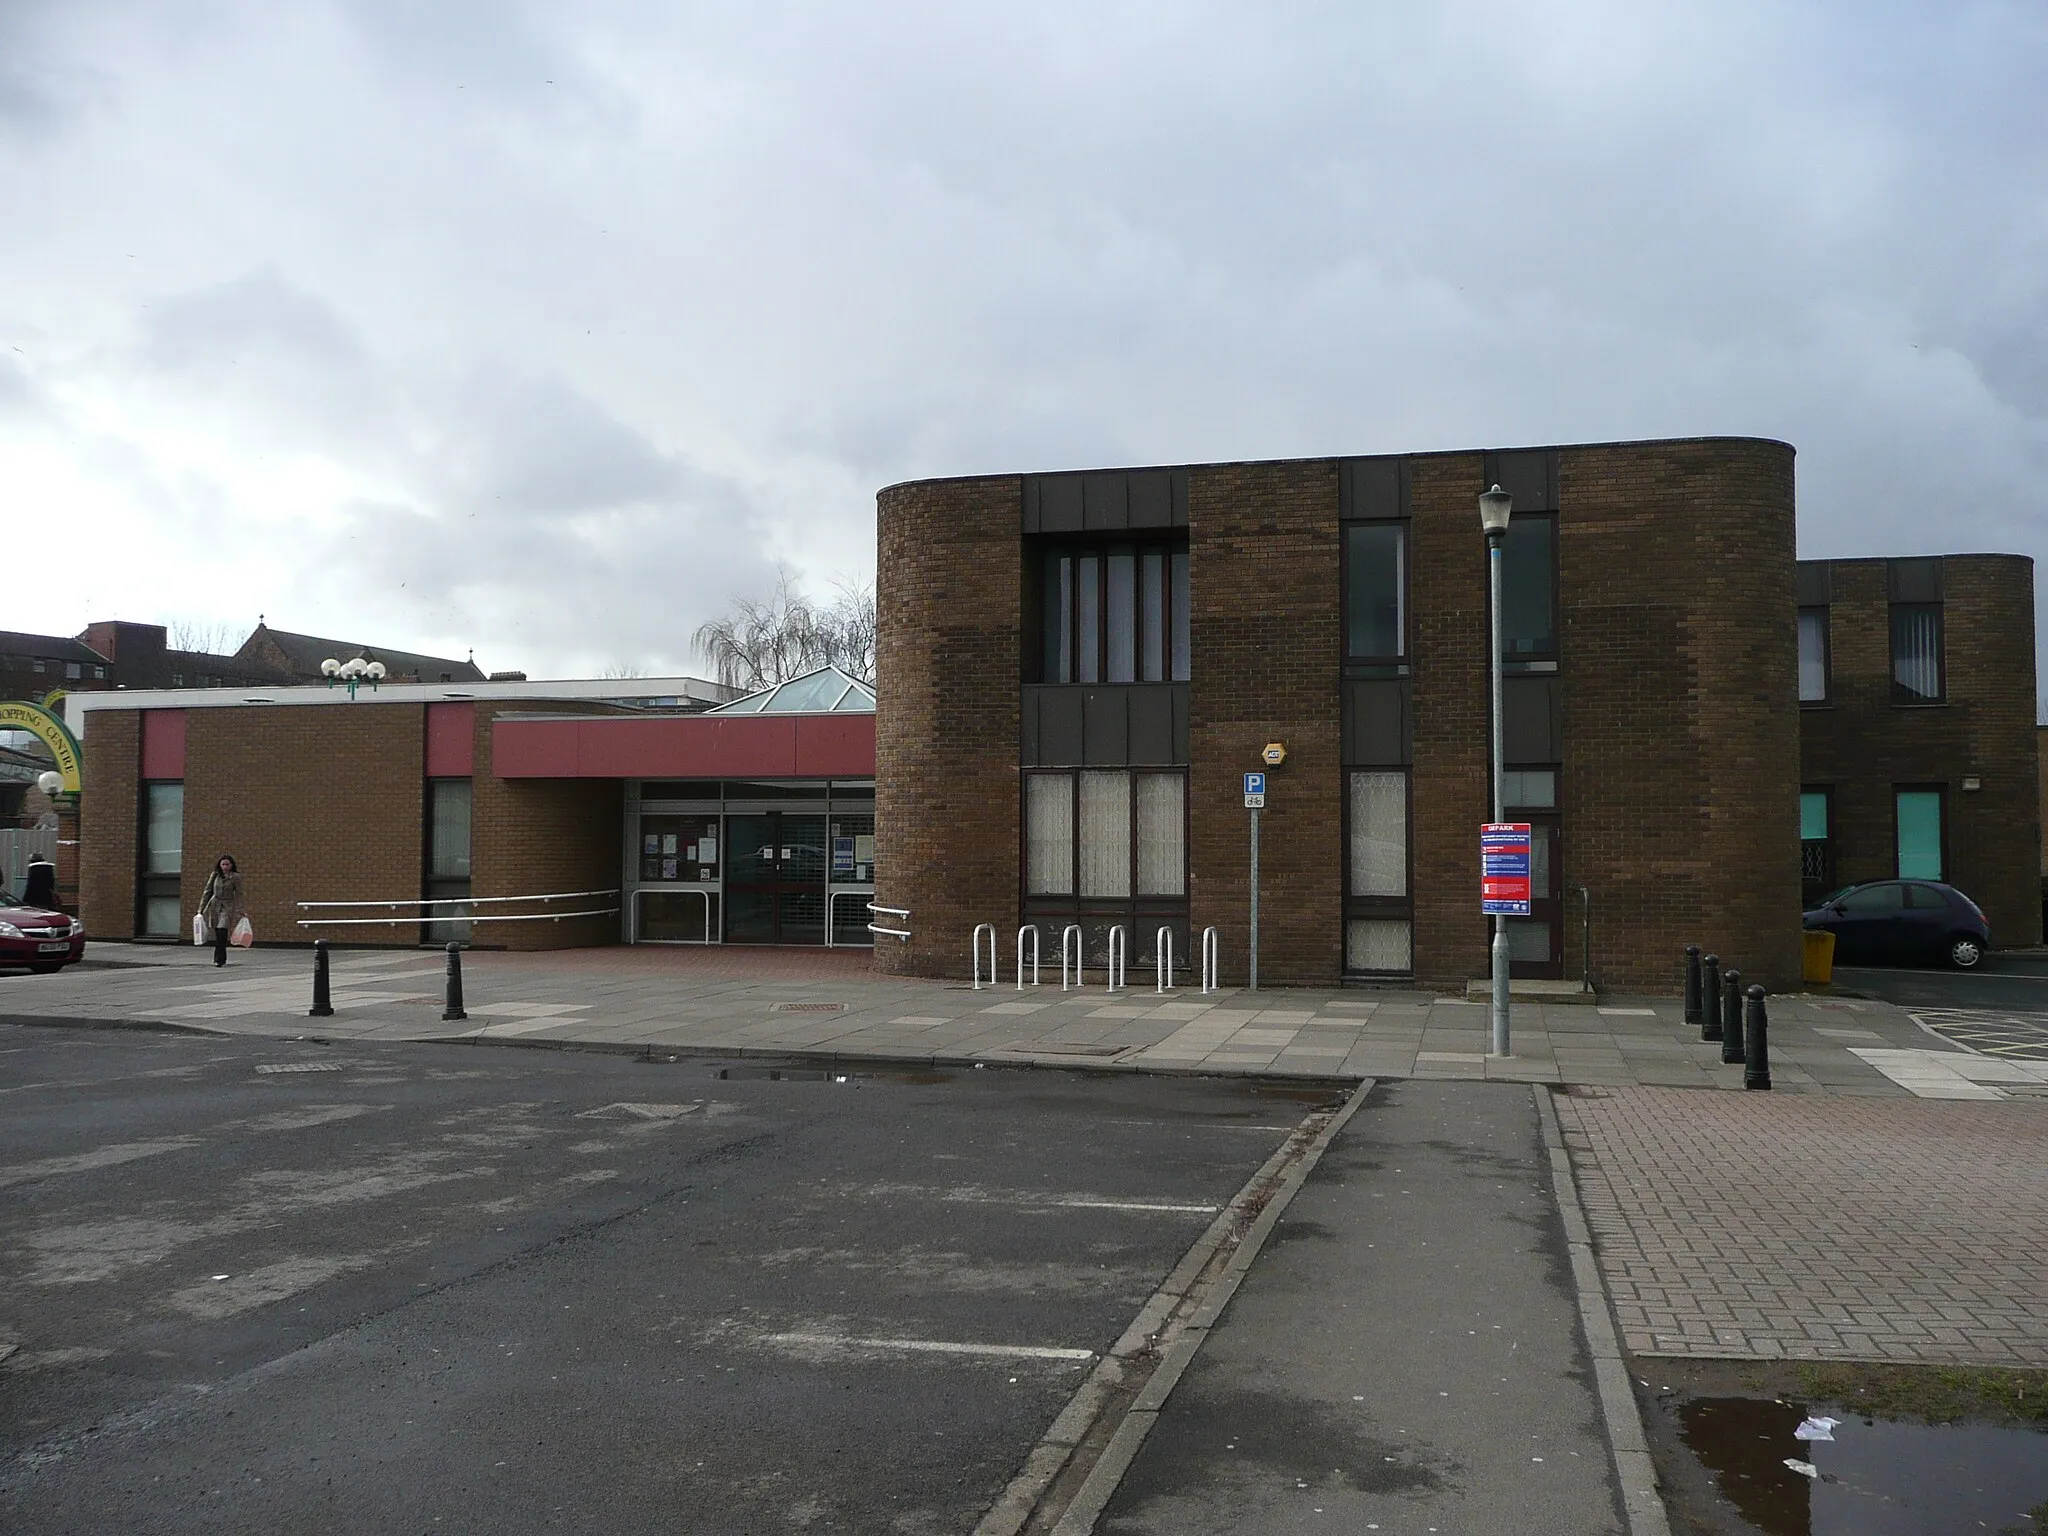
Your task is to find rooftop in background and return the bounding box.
[705,666,875,715]
[235,622,487,684]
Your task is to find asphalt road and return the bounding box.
[1836,957,2048,1016]
[0,1026,1334,1535]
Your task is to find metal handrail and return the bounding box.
[1017,925,1040,989]
[971,923,997,990]
[298,907,620,927]
[1201,926,1219,994]
[867,902,910,941]
[636,886,712,944]
[1060,924,1082,990]
[1156,926,1175,994]
[1570,884,1593,993]
[297,888,618,909]
[1107,924,1127,993]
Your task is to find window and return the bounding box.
[138,783,184,936]
[1039,541,1190,683]
[1501,515,1556,661]
[1023,769,1186,899]
[1344,523,1406,662]
[1501,769,1556,808]
[1838,883,1904,915]
[1800,788,1833,900]
[424,779,474,943]
[1797,608,1830,702]
[1345,770,1411,972]
[1895,788,1943,880]
[1890,604,1943,703]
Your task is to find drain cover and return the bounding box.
[769,1002,847,1013]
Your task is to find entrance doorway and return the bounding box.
[723,812,828,944]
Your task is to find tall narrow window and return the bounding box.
[1800,788,1833,900]
[1105,551,1136,682]
[1797,608,1830,703]
[1501,515,1556,659]
[138,782,184,937]
[1895,788,1943,879]
[1077,771,1131,898]
[1076,555,1100,683]
[1890,604,1943,703]
[1345,523,1406,661]
[1345,770,1411,973]
[1043,552,1072,683]
[1133,773,1185,896]
[1025,775,1075,895]
[425,779,474,943]
[1139,549,1166,682]
[1170,547,1190,682]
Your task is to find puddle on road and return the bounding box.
[1678,1395,2048,1534]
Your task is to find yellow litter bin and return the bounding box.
[1802,928,1836,985]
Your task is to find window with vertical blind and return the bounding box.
[1798,608,1831,703]
[138,782,184,937]
[1345,770,1411,973]
[1037,540,1190,683]
[1023,769,1186,898]
[1890,604,1944,703]
[424,779,473,944]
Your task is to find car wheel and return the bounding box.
[1948,936,1984,970]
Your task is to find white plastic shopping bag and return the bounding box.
[193,912,208,946]
[230,916,255,949]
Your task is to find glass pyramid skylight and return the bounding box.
[705,666,876,715]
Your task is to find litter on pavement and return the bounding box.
[1794,1416,1840,1441]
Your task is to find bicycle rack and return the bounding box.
[1156,926,1175,994]
[1016,924,1040,990]
[971,923,997,990]
[1060,924,1083,990]
[1107,924,1127,993]
[1200,926,1220,994]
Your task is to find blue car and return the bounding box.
[1803,880,1990,970]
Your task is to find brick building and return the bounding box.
[873,436,1805,994]
[67,670,880,952]
[1797,555,2042,946]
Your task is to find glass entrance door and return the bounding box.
[723,812,827,944]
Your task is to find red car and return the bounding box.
[0,896,85,974]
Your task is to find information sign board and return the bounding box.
[1243,771,1266,809]
[1481,822,1533,916]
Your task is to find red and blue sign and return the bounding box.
[1481,823,1533,916]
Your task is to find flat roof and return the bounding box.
[63,675,736,738]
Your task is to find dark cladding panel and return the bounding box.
[1037,686,1084,765]
[1343,679,1411,766]
[1020,688,1041,764]
[1082,688,1129,764]
[1032,474,1084,533]
[1888,557,1944,602]
[1170,468,1189,527]
[1128,685,1189,764]
[1129,470,1175,529]
[1483,449,1558,513]
[1340,457,1406,521]
[1083,473,1130,531]
[1504,675,1561,762]
[1795,562,1832,605]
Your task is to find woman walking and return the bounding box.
[201,854,247,968]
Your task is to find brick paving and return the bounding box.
[1556,1086,2048,1366]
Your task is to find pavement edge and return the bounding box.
[1533,1084,1673,1536]
[971,1079,1374,1536]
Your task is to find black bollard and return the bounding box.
[1700,954,1722,1041]
[308,938,334,1018]
[1744,984,1772,1090]
[442,941,467,1022]
[1683,946,1703,1032]
[1720,968,1746,1064]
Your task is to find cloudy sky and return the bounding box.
[3,0,2043,691]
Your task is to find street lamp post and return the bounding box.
[1479,483,1514,1057]
[321,656,387,701]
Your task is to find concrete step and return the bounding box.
[1465,977,1598,1006]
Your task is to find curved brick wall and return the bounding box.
[876,438,1803,992]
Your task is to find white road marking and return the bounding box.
[1052,1199,1221,1213]
[0,1138,199,1190]
[576,1103,703,1121]
[254,1062,344,1074]
[759,1332,1094,1362]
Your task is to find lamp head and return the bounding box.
[365,660,387,681]
[35,770,63,796]
[1479,484,1513,536]
[339,658,365,680]
[320,658,341,677]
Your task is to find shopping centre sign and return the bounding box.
[0,700,82,793]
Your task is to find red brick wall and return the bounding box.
[470,702,626,950]
[79,709,141,939]
[1801,555,2041,948]
[1187,458,1343,984]
[872,475,1023,977]
[182,703,427,948]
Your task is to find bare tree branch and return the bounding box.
[692,569,875,692]
[166,618,243,656]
